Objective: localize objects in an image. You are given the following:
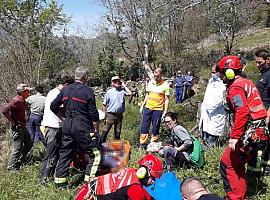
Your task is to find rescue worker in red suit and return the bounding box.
[75,154,163,200]
[217,55,269,200]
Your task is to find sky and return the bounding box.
[55,0,106,37]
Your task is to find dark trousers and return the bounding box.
[40,127,62,182]
[263,139,270,175]
[175,86,183,104]
[185,85,192,99]
[8,126,33,168]
[140,107,162,135]
[54,118,101,184]
[202,131,219,148]
[129,92,139,104]
[101,112,123,143]
[28,113,46,147]
[163,145,190,168]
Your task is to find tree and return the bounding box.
[205,0,260,54]
[0,0,68,101]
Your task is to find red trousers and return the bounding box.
[220,139,267,200]
[220,147,248,200]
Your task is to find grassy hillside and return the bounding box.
[199,27,270,51]
[1,28,270,199]
[1,69,270,199]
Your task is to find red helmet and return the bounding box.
[138,154,163,178]
[217,55,243,72]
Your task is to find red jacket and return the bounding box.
[227,76,267,139]
[76,168,152,200]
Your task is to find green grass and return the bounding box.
[0,64,270,200]
[235,28,270,49]
[1,85,270,199]
[199,27,270,52]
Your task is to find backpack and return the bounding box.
[190,136,205,168]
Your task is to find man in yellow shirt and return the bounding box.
[139,68,170,146]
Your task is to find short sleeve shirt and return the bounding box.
[26,93,46,115]
[103,87,127,113]
[145,80,170,110]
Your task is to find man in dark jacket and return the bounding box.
[254,49,270,176]
[51,66,101,187]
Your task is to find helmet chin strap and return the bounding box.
[136,166,151,186]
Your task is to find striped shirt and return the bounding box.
[145,80,170,110]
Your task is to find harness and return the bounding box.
[242,119,269,146]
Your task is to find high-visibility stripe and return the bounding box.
[62,97,68,101]
[104,174,111,194]
[249,104,265,112]
[54,177,67,184]
[126,173,133,186]
[72,97,87,104]
[62,97,87,104]
[89,149,101,178]
[117,170,128,189]
[84,175,90,182]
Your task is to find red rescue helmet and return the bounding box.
[217,55,243,72]
[138,154,163,178]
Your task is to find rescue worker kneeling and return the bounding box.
[75,154,163,200]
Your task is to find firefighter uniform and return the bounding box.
[51,81,101,185]
[220,77,268,199]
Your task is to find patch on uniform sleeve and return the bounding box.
[232,94,243,108]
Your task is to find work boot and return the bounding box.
[140,134,148,145]
[150,135,158,143]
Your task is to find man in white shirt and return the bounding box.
[199,65,227,148]
[40,76,74,184]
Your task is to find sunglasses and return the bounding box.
[165,120,171,123]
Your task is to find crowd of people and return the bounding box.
[1,49,270,200]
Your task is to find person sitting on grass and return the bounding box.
[159,112,193,171]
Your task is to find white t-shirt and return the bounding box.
[41,88,63,128]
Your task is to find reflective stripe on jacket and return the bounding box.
[96,168,140,196]
[227,77,267,139]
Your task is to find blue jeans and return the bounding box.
[28,113,46,147]
[175,86,183,103]
[202,131,218,148]
[140,107,162,135]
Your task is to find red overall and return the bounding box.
[220,77,267,200]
